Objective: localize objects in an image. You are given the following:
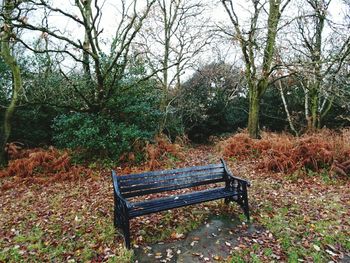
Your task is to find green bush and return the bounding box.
[52,113,153,160]
[177,62,248,142]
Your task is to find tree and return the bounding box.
[138,0,211,132]
[178,62,246,141]
[287,0,350,130]
[3,0,156,113]
[220,0,291,138]
[0,0,24,165]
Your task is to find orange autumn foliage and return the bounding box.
[221,129,350,177]
[144,135,184,170]
[0,146,94,190]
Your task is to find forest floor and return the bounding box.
[0,144,349,262]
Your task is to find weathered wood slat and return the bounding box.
[123,178,224,198]
[119,167,225,187]
[129,188,236,218]
[118,163,223,181]
[120,172,224,193]
[130,188,234,210]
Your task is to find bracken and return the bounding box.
[220,129,350,177]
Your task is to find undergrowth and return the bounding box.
[119,135,184,174]
[0,145,95,190]
[220,129,350,177]
[0,135,184,190]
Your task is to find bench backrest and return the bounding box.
[116,163,227,198]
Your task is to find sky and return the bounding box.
[2,0,349,80]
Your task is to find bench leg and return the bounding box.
[114,200,131,249]
[114,207,122,228]
[122,217,131,249]
[114,206,117,228]
[238,184,250,222]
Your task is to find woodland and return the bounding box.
[0,0,350,262]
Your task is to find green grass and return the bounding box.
[258,200,348,262]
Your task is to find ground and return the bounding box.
[0,145,349,262]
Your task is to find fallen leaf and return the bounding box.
[326,249,337,256]
[213,255,221,260]
[313,244,321,251]
[190,241,198,247]
[170,232,184,239]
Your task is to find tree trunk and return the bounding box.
[248,87,261,139]
[0,45,22,166]
[0,0,23,166]
[309,86,319,131]
[278,80,298,136]
[158,3,170,134]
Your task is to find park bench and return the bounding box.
[111,159,250,248]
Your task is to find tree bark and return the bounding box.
[278,80,298,136]
[248,87,261,139]
[0,34,23,166]
[309,85,319,130]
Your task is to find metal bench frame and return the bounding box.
[112,159,250,248]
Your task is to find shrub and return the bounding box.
[144,135,184,170]
[177,62,248,142]
[52,113,153,160]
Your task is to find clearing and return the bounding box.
[0,144,349,262]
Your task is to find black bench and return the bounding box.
[111,159,250,248]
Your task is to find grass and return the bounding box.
[248,175,349,262]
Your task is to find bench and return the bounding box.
[111,159,250,248]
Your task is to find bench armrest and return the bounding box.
[111,170,130,208]
[220,158,251,187]
[227,173,251,187]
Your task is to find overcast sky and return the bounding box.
[2,0,349,79]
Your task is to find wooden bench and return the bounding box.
[111,159,250,248]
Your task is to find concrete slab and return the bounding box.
[134,216,257,263]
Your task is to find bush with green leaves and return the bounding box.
[52,113,153,160]
[177,62,248,142]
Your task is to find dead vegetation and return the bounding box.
[144,135,184,170]
[0,136,185,190]
[0,145,94,190]
[220,129,350,177]
[0,136,349,262]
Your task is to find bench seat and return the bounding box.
[129,187,238,218]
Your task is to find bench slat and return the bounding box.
[129,188,236,218]
[118,163,224,181]
[130,187,232,209]
[119,167,225,187]
[123,178,224,198]
[121,173,224,193]
[120,170,224,192]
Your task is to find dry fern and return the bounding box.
[0,147,94,190]
[221,129,350,177]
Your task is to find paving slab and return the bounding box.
[134,216,257,263]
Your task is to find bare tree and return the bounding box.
[0,0,24,165]
[137,0,211,132]
[220,0,291,138]
[1,0,156,113]
[285,0,350,130]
